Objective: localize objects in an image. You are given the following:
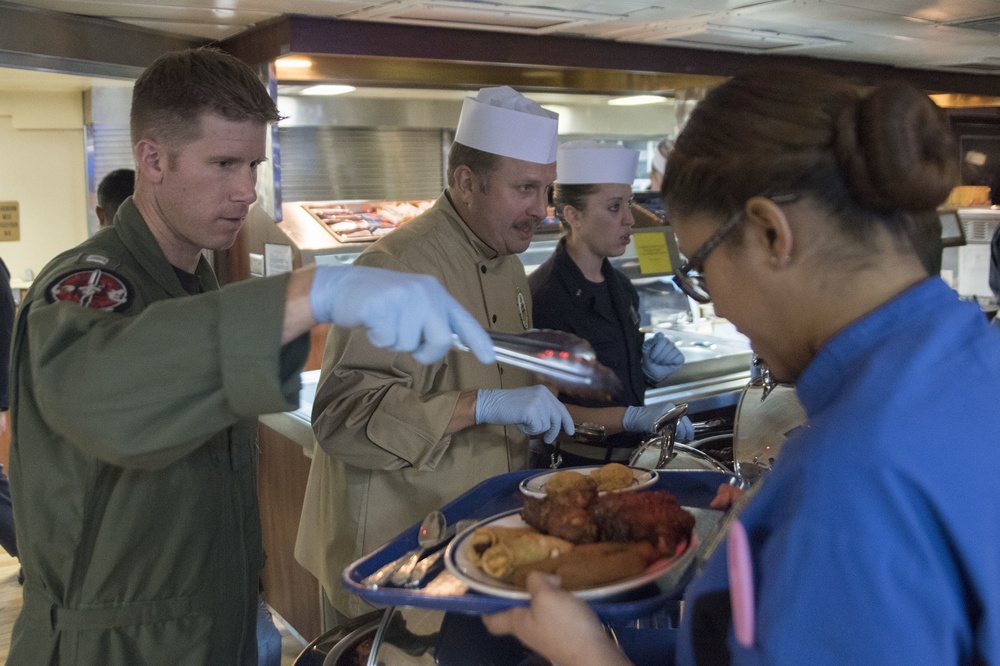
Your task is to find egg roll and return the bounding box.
[468,526,536,566]
[511,541,659,590]
[479,534,575,581]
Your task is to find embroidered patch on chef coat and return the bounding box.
[517,288,529,329]
[46,268,131,312]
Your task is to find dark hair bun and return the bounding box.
[834,81,960,212]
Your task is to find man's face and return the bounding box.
[466,156,556,255]
[153,113,267,259]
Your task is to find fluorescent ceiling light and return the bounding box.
[607,95,667,106]
[301,84,357,96]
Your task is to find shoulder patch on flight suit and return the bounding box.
[517,288,529,330]
[46,268,132,311]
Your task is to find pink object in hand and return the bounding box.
[727,519,755,648]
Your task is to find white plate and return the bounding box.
[519,466,658,499]
[444,508,695,601]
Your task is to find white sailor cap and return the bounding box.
[651,149,668,175]
[556,140,640,185]
[454,86,559,164]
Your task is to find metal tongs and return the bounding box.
[452,328,623,400]
[629,402,689,469]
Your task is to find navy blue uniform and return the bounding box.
[529,238,646,462]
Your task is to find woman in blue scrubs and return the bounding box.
[484,67,1000,665]
[529,140,692,466]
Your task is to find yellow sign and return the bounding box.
[633,231,673,274]
[0,201,19,242]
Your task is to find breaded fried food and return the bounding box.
[589,463,634,492]
[545,470,595,497]
[590,490,695,557]
[511,541,659,589]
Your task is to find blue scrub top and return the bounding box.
[677,278,1000,665]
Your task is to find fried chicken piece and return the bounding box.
[589,490,695,557]
[521,496,598,544]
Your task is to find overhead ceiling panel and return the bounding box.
[937,56,1000,73]
[344,1,609,33]
[819,0,1000,24]
[950,15,1000,34]
[467,0,658,13]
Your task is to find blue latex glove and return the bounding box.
[623,403,695,441]
[309,265,494,365]
[476,386,575,444]
[641,332,685,383]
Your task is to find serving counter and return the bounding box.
[251,196,752,643]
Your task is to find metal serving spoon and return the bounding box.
[361,510,447,589]
[389,510,448,586]
[404,518,478,588]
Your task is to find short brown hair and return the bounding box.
[447,142,503,191]
[130,47,280,149]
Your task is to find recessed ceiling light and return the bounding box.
[301,84,357,96]
[277,57,313,69]
[607,95,667,106]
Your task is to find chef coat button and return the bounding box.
[480,265,487,274]
[492,314,497,323]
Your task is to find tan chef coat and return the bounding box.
[296,193,535,617]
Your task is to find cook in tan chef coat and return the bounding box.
[296,86,575,623]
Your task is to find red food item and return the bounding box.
[589,491,695,557]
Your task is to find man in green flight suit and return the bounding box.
[6,48,494,665]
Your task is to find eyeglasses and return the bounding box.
[672,194,799,304]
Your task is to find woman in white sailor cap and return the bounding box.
[529,140,693,467]
[648,138,673,192]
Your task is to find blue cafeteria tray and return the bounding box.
[342,468,737,622]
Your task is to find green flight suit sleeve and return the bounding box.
[24,273,308,470]
[311,250,461,472]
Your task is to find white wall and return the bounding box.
[0,90,88,283]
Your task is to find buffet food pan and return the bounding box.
[342,469,739,623]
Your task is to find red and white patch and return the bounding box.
[47,269,130,311]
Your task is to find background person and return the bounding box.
[485,67,999,665]
[0,256,16,560]
[7,47,494,666]
[530,140,693,466]
[297,85,574,627]
[95,167,136,228]
[647,138,672,192]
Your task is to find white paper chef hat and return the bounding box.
[454,86,559,164]
[556,140,640,185]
